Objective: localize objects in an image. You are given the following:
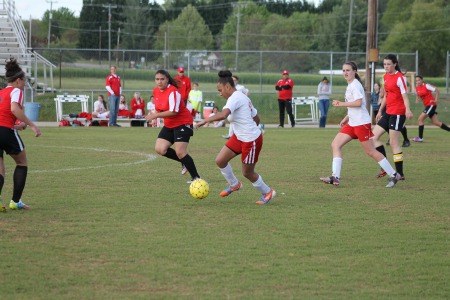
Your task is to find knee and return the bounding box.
[154,145,166,156]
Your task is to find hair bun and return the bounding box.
[218,70,233,78]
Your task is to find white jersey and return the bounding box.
[235,84,249,95]
[345,79,371,126]
[223,91,260,142]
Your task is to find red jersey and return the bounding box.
[105,73,121,96]
[276,78,294,100]
[153,84,193,128]
[384,71,407,115]
[0,86,23,128]
[174,75,191,101]
[415,83,436,107]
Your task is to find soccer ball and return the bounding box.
[189,179,210,199]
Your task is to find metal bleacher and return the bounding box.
[0,0,55,101]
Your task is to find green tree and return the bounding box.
[78,0,126,55]
[39,7,78,44]
[315,0,368,53]
[379,0,450,76]
[154,4,214,50]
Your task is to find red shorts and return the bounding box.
[226,133,263,164]
[340,123,374,142]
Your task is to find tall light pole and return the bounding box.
[46,0,57,48]
[103,4,117,67]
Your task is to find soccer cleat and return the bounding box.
[278,125,284,128]
[187,177,200,184]
[1,199,6,212]
[320,176,340,186]
[222,135,231,139]
[256,189,276,205]
[376,170,387,178]
[399,175,405,181]
[219,182,243,197]
[9,199,30,210]
[411,136,423,142]
[402,139,411,147]
[386,140,390,146]
[181,164,188,175]
[386,173,402,188]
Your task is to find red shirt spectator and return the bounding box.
[174,67,191,101]
[130,92,146,118]
[276,70,294,100]
[105,66,121,96]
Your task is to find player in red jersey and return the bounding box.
[0,58,41,211]
[411,75,450,142]
[145,70,200,183]
[372,54,413,181]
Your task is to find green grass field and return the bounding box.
[1,126,449,299]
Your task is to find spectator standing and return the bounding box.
[93,95,109,118]
[0,58,42,211]
[130,92,146,118]
[317,76,332,128]
[188,82,203,120]
[174,67,191,105]
[145,70,200,183]
[411,75,450,142]
[370,82,381,123]
[275,70,295,128]
[105,65,122,127]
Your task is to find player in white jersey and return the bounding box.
[320,62,401,188]
[196,70,275,204]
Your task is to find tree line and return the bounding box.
[24,0,449,76]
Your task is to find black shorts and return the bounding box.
[158,124,194,144]
[377,113,406,132]
[0,126,25,157]
[423,105,437,118]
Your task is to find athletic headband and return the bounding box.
[344,61,358,71]
[5,69,25,83]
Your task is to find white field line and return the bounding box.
[28,145,157,173]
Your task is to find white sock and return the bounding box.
[332,157,343,179]
[378,158,396,176]
[252,175,271,194]
[220,164,239,187]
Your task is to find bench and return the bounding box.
[55,94,89,122]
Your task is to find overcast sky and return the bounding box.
[17,0,322,20]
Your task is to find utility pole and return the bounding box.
[103,4,117,67]
[46,0,57,48]
[235,3,241,71]
[366,0,378,112]
[345,0,354,62]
